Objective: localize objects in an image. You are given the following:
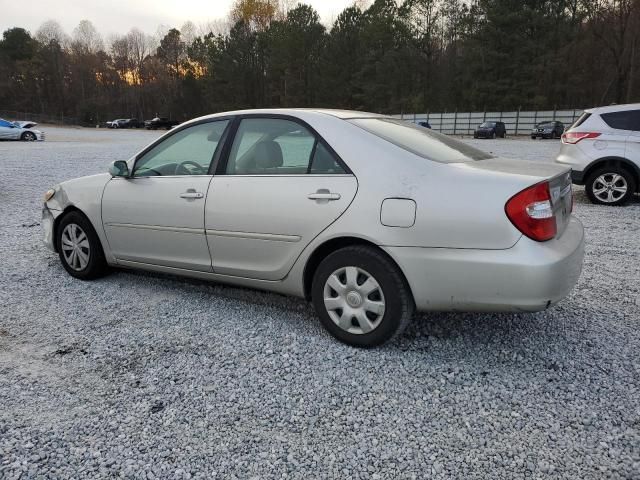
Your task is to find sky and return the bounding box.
[0,0,357,37]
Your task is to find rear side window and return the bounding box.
[225,118,347,175]
[349,118,494,163]
[600,110,640,131]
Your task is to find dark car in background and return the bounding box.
[473,121,506,139]
[418,121,431,129]
[144,117,180,130]
[531,121,565,139]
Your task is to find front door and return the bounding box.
[206,116,357,280]
[102,120,230,271]
[0,119,18,139]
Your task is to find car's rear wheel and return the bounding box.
[311,246,414,348]
[21,131,36,141]
[56,211,109,280]
[585,167,636,206]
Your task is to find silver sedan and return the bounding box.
[42,109,584,347]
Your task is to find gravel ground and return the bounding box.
[1,127,639,479]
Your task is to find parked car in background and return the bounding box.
[106,119,128,129]
[118,118,141,129]
[42,109,584,347]
[0,118,44,141]
[473,121,506,139]
[556,103,640,205]
[531,121,565,139]
[145,117,180,130]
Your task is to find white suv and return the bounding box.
[556,103,640,205]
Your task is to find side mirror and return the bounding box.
[109,160,130,177]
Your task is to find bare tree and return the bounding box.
[35,19,69,46]
[72,19,104,54]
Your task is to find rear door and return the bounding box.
[599,110,634,156]
[620,110,640,165]
[205,116,357,280]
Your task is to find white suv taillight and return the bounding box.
[561,131,601,144]
[505,181,557,242]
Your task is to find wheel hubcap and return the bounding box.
[592,173,627,203]
[61,224,90,271]
[323,266,385,335]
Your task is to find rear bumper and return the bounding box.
[383,217,585,312]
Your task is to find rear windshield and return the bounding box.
[349,118,495,163]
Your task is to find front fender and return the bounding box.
[45,173,115,263]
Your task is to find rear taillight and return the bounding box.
[561,131,601,144]
[505,181,557,242]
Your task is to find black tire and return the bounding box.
[56,211,109,280]
[311,246,415,348]
[531,136,536,140]
[585,167,636,206]
[491,131,496,139]
[21,131,36,141]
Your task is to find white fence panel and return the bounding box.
[394,109,585,135]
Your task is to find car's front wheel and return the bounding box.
[311,246,414,348]
[21,131,36,141]
[585,167,636,206]
[56,211,109,280]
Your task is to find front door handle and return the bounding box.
[180,189,204,200]
[308,189,341,201]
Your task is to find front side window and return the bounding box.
[350,118,494,163]
[133,120,229,177]
[225,118,346,175]
[601,110,640,132]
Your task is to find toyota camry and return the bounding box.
[42,109,584,347]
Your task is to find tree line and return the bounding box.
[0,0,639,125]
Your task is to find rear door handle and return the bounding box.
[308,190,341,201]
[180,190,204,200]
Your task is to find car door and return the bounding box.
[102,119,230,271]
[622,110,640,164]
[205,116,358,281]
[0,119,17,139]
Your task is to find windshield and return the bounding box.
[480,122,496,128]
[349,118,495,163]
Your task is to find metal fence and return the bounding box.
[394,109,585,136]
[0,110,79,126]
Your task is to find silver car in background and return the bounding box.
[0,118,44,141]
[42,109,584,347]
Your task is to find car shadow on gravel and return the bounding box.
[109,268,570,360]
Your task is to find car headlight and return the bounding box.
[43,189,55,202]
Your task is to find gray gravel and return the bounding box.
[1,127,639,479]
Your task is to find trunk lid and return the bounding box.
[461,158,573,239]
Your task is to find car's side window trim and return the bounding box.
[214,113,352,176]
[131,116,235,177]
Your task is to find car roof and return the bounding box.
[189,108,385,123]
[586,102,640,114]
